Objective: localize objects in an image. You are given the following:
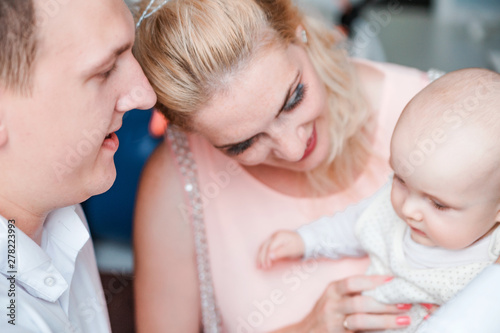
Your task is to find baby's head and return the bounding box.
[389,68,500,249]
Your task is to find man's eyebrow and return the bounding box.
[85,42,133,75]
[214,71,300,150]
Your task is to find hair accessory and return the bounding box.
[301,30,308,43]
[136,0,169,28]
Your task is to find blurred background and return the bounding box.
[295,0,500,71]
[84,0,500,332]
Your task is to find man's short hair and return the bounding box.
[0,0,37,94]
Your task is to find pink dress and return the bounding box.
[167,60,430,332]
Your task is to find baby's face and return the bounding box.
[389,124,500,249]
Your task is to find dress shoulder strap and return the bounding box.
[166,127,222,333]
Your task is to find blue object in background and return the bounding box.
[82,109,162,243]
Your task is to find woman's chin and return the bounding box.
[297,144,329,172]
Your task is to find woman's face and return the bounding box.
[192,41,331,172]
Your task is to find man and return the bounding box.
[0,0,156,331]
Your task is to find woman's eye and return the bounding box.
[283,83,307,112]
[224,83,307,156]
[225,137,255,156]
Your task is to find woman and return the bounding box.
[132,0,450,331]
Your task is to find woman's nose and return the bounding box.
[272,126,308,161]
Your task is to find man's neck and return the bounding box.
[0,196,47,245]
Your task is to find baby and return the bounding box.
[257,68,500,332]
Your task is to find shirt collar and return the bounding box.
[0,205,90,302]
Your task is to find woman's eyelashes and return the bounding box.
[284,83,307,112]
[225,83,308,156]
[226,137,256,156]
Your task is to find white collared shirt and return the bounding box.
[0,205,111,333]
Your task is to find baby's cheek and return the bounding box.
[390,188,404,218]
[433,230,471,250]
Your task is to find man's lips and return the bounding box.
[103,123,122,143]
[300,123,317,161]
[102,132,119,151]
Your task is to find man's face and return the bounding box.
[0,0,156,210]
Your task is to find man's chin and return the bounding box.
[90,169,117,197]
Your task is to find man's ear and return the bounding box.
[0,91,9,148]
[0,120,7,147]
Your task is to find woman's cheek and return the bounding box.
[237,148,266,166]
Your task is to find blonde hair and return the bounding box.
[134,0,374,192]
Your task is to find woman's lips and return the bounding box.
[300,124,317,161]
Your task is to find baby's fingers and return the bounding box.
[256,237,274,269]
[257,230,304,269]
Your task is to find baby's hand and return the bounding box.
[256,230,305,269]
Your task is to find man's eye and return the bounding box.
[100,64,117,80]
[283,83,307,112]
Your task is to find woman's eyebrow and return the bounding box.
[214,70,300,149]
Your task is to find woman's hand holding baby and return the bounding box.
[257,231,416,332]
[257,230,305,269]
[269,275,413,333]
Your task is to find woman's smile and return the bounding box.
[300,122,317,161]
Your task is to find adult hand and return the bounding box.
[285,275,412,333]
[420,303,439,318]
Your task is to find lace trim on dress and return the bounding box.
[166,127,222,333]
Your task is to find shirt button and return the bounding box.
[44,276,56,287]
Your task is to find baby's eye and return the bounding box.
[394,175,406,185]
[432,200,448,211]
